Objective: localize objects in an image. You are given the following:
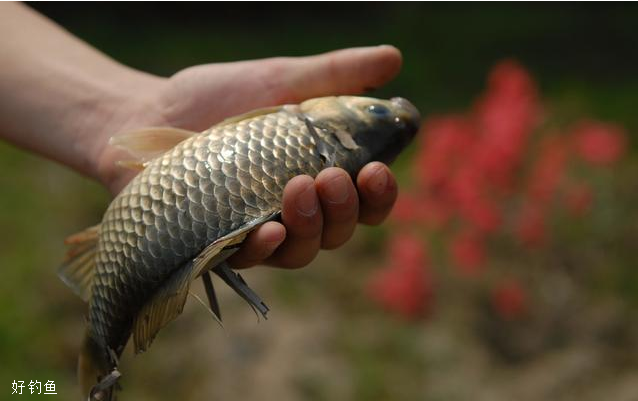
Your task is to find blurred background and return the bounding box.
[3,3,638,400]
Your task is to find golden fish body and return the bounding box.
[59,96,420,400]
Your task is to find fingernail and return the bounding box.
[296,185,318,216]
[323,174,350,204]
[369,165,388,195]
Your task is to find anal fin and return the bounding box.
[212,262,269,319]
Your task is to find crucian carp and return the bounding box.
[58,96,420,400]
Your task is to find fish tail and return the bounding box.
[78,330,120,401]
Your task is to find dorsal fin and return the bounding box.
[109,127,197,160]
[214,106,283,128]
[58,224,100,302]
[115,160,149,171]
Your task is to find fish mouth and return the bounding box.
[391,97,421,133]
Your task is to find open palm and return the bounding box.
[95,46,404,269]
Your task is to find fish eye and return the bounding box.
[366,104,391,117]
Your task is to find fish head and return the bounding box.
[300,96,421,169]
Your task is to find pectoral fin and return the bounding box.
[304,118,335,168]
[333,129,360,150]
[133,211,280,352]
[133,260,195,353]
[191,211,280,278]
[133,230,247,352]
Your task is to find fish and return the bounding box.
[58,95,420,400]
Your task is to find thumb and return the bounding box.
[277,45,403,102]
[163,46,402,129]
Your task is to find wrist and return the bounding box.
[82,67,168,191]
[0,3,169,193]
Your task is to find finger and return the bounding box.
[315,168,359,250]
[227,221,286,269]
[164,46,402,131]
[283,45,403,101]
[265,175,323,269]
[357,162,398,226]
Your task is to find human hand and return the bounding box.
[92,46,402,269]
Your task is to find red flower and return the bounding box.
[390,193,452,228]
[388,233,426,268]
[367,234,433,319]
[515,201,546,248]
[563,183,593,216]
[371,58,631,322]
[419,197,453,228]
[572,121,627,165]
[526,135,569,205]
[472,60,542,192]
[487,60,539,102]
[448,167,501,233]
[390,193,423,224]
[415,116,475,189]
[491,279,528,320]
[449,229,486,276]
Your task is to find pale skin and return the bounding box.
[0,3,401,270]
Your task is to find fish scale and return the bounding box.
[91,111,325,348]
[58,96,421,401]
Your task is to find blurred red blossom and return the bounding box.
[414,116,475,188]
[391,193,452,228]
[448,166,502,233]
[563,183,593,217]
[526,135,569,205]
[390,193,423,223]
[367,234,433,319]
[572,121,627,166]
[473,60,542,191]
[449,229,486,276]
[491,279,529,320]
[515,201,546,248]
[388,233,427,268]
[369,58,629,320]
